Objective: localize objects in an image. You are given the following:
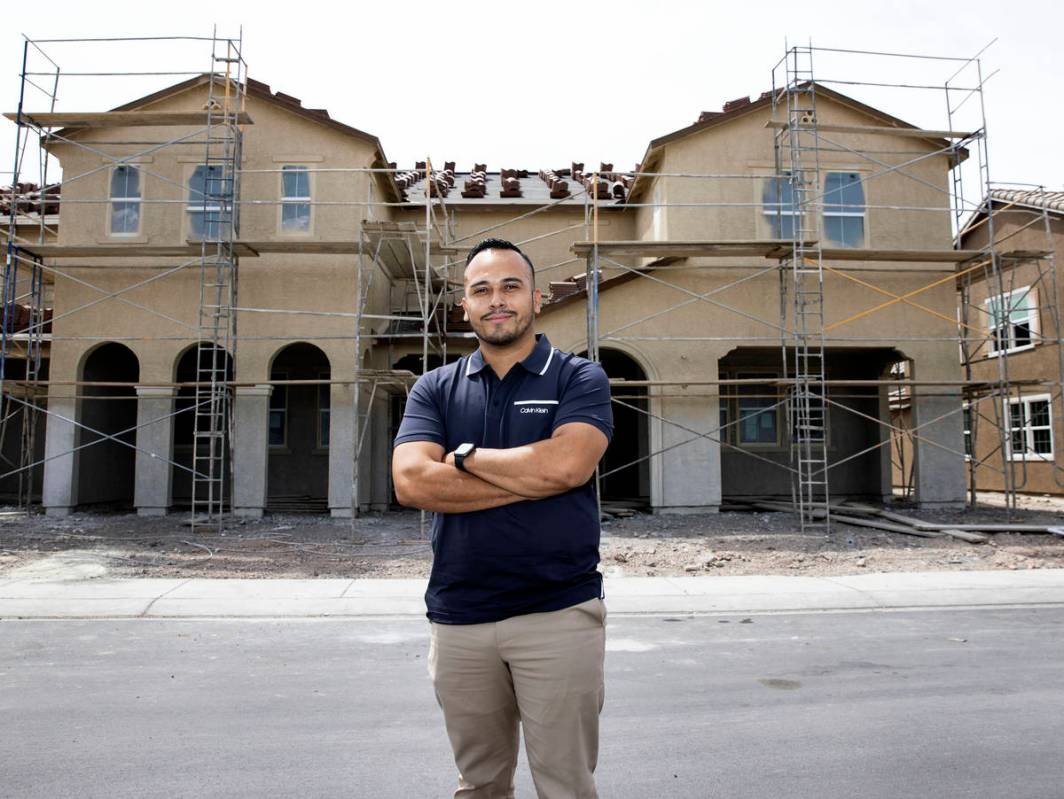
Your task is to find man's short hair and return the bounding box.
[464,238,535,281]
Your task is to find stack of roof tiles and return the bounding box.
[392,163,425,200]
[462,164,488,198]
[2,305,53,334]
[500,169,527,198]
[0,183,60,216]
[538,168,570,199]
[430,161,457,198]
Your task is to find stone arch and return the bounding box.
[170,343,235,508]
[76,342,139,508]
[267,342,331,510]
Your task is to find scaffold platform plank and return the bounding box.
[13,242,260,258]
[4,111,254,128]
[571,240,811,258]
[764,120,976,139]
[571,240,984,263]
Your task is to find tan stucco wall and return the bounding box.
[960,210,1064,494]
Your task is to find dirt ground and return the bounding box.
[2,492,1062,581]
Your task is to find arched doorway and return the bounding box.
[77,343,139,509]
[267,343,330,512]
[597,348,651,507]
[171,343,234,509]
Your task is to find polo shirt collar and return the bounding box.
[464,333,555,378]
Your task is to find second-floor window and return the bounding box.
[823,172,865,248]
[110,165,141,235]
[762,175,800,239]
[187,164,232,240]
[281,165,311,233]
[987,286,1038,356]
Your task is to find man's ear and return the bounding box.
[460,296,469,321]
[533,288,543,315]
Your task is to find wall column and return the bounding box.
[232,384,271,518]
[42,396,78,517]
[655,371,721,513]
[877,384,896,502]
[329,381,355,518]
[370,390,391,511]
[911,388,966,508]
[133,386,175,516]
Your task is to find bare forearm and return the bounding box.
[396,460,526,513]
[463,438,585,498]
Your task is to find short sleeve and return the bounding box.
[393,373,446,448]
[553,360,613,442]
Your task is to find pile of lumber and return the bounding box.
[725,497,1062,544]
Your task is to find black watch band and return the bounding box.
[455,443,476,472]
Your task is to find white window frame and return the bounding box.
[822,171,865,248]
[109,165,141,237]
[1006,393,1054,461]
[985,286,1039,356]
[279,164,313,234]
[761,174,801,240]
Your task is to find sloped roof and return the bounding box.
[988,188,1064,216]
[54,74,401,202]
[630,82,967,200]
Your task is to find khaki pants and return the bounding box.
[428,598,607,799]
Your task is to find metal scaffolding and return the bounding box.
[1,32,1061,531]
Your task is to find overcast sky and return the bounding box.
[5,0,1062,209]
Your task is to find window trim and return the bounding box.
[268,372,288,450]
[1006,393,1054,461]
[279,164,313,235]
[821,171,866,248]
[733,370,784,449]
[186,163,232,241]
[108,164,142,237]
[985,285,1039,357]
[316,371,330,450]
[761,173,801,240]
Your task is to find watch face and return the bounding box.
[456,443,474,457]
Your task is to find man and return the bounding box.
[392,237,613,798]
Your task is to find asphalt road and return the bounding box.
[3,608,1064,798]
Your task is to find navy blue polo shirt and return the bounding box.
[393,333,613,625]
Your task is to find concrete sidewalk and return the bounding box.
[2,569,1064,619]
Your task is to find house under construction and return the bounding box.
[2,33,1060,530]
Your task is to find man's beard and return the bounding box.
[472,311,533,346]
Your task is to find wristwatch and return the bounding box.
[454,442,476,472]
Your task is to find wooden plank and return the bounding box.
[15,242,259,258]
[821,248,983,263]
[764,120,976,140]
[571,240,814,257]
[4,111,254,128]
[570,240,983,263]
[940,529,990,544]
[250,240,457,256]
[829,512,945,538]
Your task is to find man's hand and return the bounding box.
[392,441,527,513]
[460,422,609,499]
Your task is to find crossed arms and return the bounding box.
[392,422,610,514]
